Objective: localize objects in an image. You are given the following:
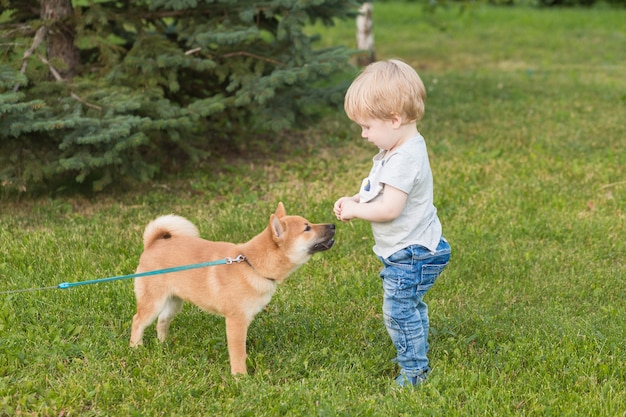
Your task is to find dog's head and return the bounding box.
[270,202,335,266]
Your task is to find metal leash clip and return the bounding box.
[225,255,247,264]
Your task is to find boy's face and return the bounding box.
[353,117,402,151]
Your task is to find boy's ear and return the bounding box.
[390,113,403,128]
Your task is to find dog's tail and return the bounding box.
[143,215,200,249]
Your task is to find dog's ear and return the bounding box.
[275,202,286,218]
[270,214,285,245]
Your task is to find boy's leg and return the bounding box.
[382,287,429,377]
[417,300,430,354]
[415,242,451,357]
[380,239,450,385]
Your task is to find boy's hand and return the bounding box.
[340,200,360,221]
[333,196,356,222]
[334,186,408,223]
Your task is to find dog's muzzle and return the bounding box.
[310,224,336,254]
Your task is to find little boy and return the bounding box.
[333,59,451,387]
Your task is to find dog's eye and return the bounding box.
[304,224,311,232]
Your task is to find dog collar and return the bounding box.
[240,255,276,282]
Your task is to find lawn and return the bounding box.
[1,4,625,416]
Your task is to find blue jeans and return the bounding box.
[378,237,451,378]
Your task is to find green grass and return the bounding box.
[1,4,625,416]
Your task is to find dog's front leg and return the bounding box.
[225,316,250,374]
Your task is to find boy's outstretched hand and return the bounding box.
[333,196,358,222]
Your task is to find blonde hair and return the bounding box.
[344,59,426,124]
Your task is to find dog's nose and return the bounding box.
[329,224,336,229]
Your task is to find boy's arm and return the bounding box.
[340,185,407,222]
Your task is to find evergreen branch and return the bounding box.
[0,23,35,36]
[185,47,202,55]
[140,10,187,18]
[36,53,103,111]
[13,26,47,92]
[13,25,101,111]
[69,92,102,111]
[38,53,63,81]
[186,48,286,67]
[138,10,206,19]
[222,51,286,67]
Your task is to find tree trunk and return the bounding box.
[356,2,375,66]
[41,0,80,79]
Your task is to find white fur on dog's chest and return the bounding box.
[248,290,276,317]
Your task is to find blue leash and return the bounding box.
[1,255,247,294]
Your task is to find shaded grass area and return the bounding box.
[1,4,625,416]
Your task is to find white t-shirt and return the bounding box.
[359,134,442,258]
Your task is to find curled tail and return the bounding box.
[142,215,200,249]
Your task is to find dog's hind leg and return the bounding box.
[130,297,168,347]
[225,316,252,374]
[156,296,183,343]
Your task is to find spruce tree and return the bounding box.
[0,0,359,192]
